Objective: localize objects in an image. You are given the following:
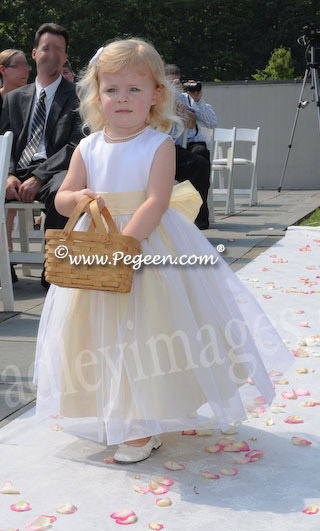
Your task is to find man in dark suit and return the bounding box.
[0,22,82,233]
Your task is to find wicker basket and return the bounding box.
[44,196,141,292]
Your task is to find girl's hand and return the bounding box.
[74,189,105,213]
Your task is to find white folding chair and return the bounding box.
[212,127,260,212]
[5,200,46,276]
[209,127,236,217]
[0,131,14,311]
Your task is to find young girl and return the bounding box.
[33,38,293,463]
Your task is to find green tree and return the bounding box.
[253,46,295,80]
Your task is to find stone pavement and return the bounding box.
[1,189,320,428]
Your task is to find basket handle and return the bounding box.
[89,200,118,235]
[62,196,118,239]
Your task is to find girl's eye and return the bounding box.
[106,88,117,93]
[130,87,140,92]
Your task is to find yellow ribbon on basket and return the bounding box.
[98,180,202,221]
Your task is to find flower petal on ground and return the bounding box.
[233,441,250,451]
[273,403,286,407]
[115,515,138,525]
[219,468,238,476]
[153,477,174,487]
[202,471,220,479]
[292,437,312,446]
[292,348,309,358]
[300,400,317,407]
[276,379,289,385]
[245,450,264,461]
[181,430,197,436]
[197,429,214,436]
[284,415,303,424]
[148,524,164,530]
[10,500,31,512]
[205,445,223,454]
[281,392,297,399]
[110,510,136,520]
[0,481,20,494]
[148,482,169,495]
[56,503,77,514]
[156,498,172,507]
[223,444,241,453]
[293,388,310,396]
[25,515,56,531]
[164,461,185,471]
[303,505,318,514]
[132,484,150,494]
[266,418,275,426]
[296,368,308,374]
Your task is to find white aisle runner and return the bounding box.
[0,226,319,531]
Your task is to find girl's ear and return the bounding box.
[151,86,162,105]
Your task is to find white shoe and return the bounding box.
[114,435,162,463]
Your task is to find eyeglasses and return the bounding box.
[6,62,32,71]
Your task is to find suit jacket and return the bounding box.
[0,76,83,183]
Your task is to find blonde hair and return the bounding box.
[0,49,24,83]
[77,38,182,134]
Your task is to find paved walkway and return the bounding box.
[1,189,319,427]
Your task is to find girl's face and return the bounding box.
[98,66,161,136]
[0,52,30,89]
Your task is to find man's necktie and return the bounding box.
[18,88,46,168]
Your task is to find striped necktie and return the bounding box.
[18,88,46,168]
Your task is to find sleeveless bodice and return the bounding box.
[79,127,169,193]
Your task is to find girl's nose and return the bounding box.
[116,90,129,102]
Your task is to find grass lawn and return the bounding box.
[299,207,320,226]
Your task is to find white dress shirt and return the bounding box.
[28,75,62,161]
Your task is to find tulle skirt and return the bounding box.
[33,186,293,445]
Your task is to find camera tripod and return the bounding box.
[278,45,320,192]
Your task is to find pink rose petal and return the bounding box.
[56,503,77,514]
[284,415,303,424]
[273,403,286,407]
[148,525,164,530]
[148,482,169,495]
[292,437,312,446]
[10,500,31,512]
[292,348,309,358]
[233,441,251,451]
[182,430,197,436]
[261,267,269,271]
[268,370,283,377]
[245,450,264,461]
[293,310,305,314]
[300,322,310,328]
[202,471,220,479]
[164,461,185,471]
[205,444,223,454]
[51,414,63,419]
[223,444,241,453]
[219,468,238,476]
[281,391,297,400]
[156,498,172,507]
[263,294,272,299]
[25,515,57,531]
[0,480,20,494]
[132,484,150,494]
[111,510,136,520]
[153,476,174,487]
[115,515,137,525]
[300,400,316,407]
[196,429,214,436]
[293,388,310,397]
[296,368,308,374]
[303,505,318,514]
